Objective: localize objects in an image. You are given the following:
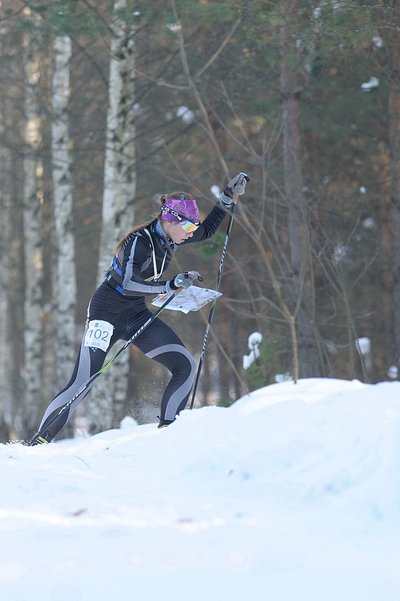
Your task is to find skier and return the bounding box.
[30,172,249,445]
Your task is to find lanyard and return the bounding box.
[143,228,167,282]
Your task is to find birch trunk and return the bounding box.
[22,30,44,431]
[0,127,11,440]
[51,36,77,392]
[0,48,25,438]
[0,199,7,429]
[89,0,136,430]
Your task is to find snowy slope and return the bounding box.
[1,378,400,601]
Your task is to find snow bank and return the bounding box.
[1,378,400,600]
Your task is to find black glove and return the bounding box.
[219,172,250,206]
[167,271,203,293]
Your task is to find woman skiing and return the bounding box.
[30,172,249,445]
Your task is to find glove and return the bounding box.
[219,172,250,206]
[167,271,203,292]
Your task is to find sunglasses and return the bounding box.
[161,206,200,233]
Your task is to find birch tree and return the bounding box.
[0,204,7,436]
[51,35,76,391]
[22,16,44,431]
[89,0,136,430]
[0,120,11,440]
[0,13,12,440]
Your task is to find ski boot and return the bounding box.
[29,430,52,446]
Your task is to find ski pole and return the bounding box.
[32,293,176,442]
[189,203,236,409]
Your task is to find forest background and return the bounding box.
[0,0,399,442]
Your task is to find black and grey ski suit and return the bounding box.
[36,203,227,440]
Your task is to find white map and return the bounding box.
[152,286,222,314]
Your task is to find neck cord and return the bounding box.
[143,227,167,282]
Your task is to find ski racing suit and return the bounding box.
[34,202,227,441]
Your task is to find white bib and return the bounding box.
[84,320,114,352]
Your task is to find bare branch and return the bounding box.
[194,17,241,79]
[170,0,230,178]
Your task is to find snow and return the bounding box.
[363,217,376,230]
[356,337,370,355]
[176,105,195,124]
[2,377,400,600]
[243,331,263,369]
[372,36,383,49]
[333,242,347,263]
[210,184,221,198]
[361,76,379,92]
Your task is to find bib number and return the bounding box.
[84,320,114,352]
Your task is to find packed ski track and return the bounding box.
[1,378,400,600]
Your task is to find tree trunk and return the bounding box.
[1,53,26,438]
[388,1,400,365]
[280,0,321,377]
[0,117,12,440]
[51,36,77,391]
[89,0,136,431]
[22,28,44,433]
